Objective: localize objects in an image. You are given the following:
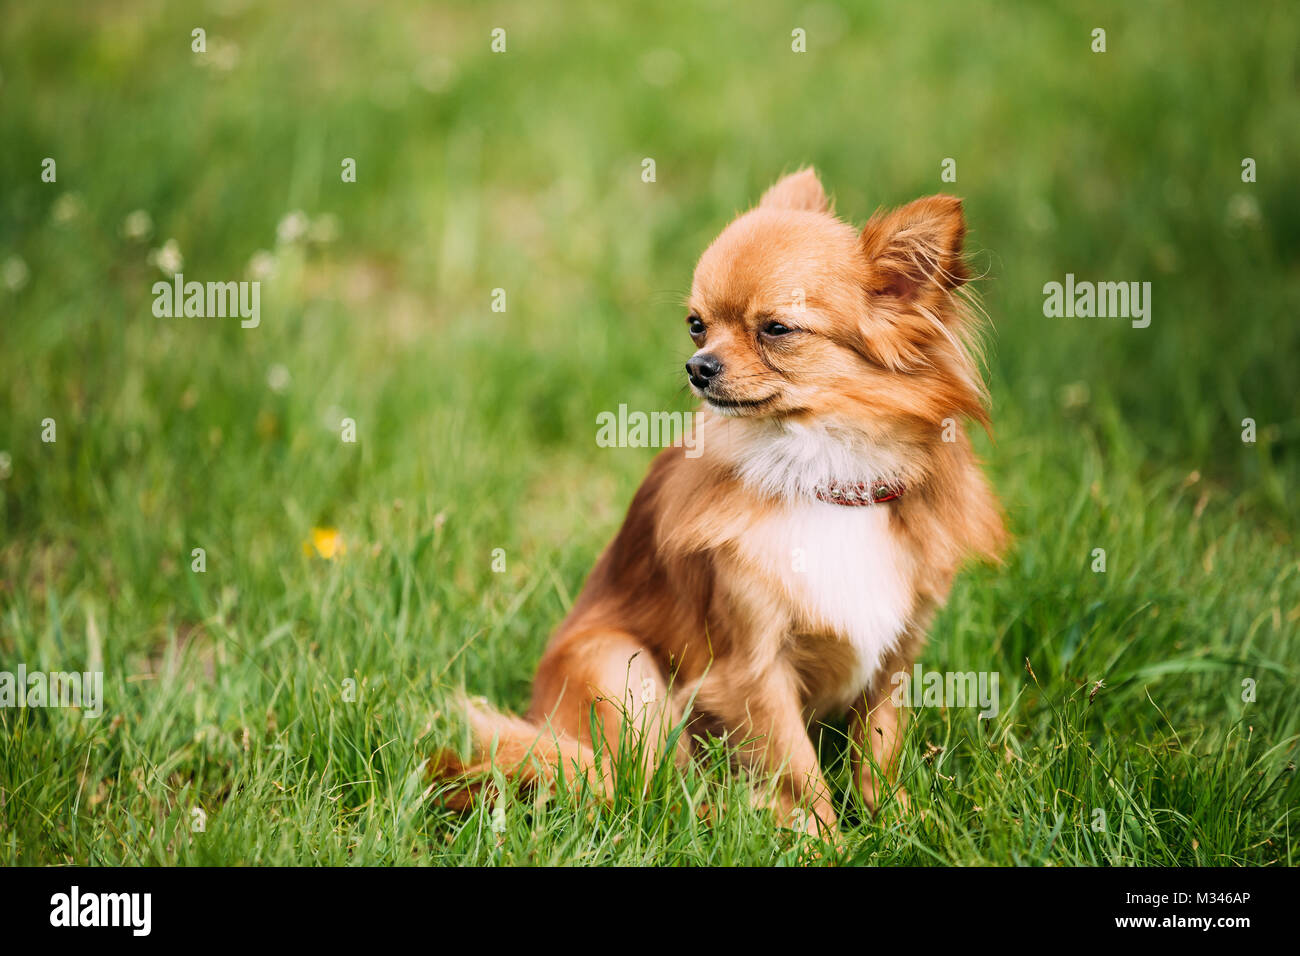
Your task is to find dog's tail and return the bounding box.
[427,695,609,810]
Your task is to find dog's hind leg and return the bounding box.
[529,629,677,788]
[429,631,679,809]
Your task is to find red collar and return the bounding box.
[814,480,906,506]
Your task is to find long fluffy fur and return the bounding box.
[430,168,1006,833]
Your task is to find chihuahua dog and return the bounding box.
[434,169,1005,834]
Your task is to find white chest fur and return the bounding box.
[735,499,915,711]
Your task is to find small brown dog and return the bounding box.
[435,169,1005,835]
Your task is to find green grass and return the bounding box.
[1,0,1297,865]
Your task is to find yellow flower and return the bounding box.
[303,527,345,559]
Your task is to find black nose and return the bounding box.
[686,354,723,389]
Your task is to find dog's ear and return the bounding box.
[860,195,968,301]
[759,167,829,213]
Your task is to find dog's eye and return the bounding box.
[762,322,794,337]
[687,315,705,337]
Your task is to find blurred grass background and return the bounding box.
[0,0,1297,865]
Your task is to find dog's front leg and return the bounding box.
[849,651,911,816]
[698,662,837,837]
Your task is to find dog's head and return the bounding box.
[685,168,987,439]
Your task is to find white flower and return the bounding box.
[1059,382,1091,410]
[211,38,240,71]
[0,451,12,480]
[148,239,183,274]
[1227,194,1261,228]
[267,364,291,393]
[247,250,277,281]
[2,256,29,291]
[52,192,84,224]
[122,209,154,241]
[276,210,310,245]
